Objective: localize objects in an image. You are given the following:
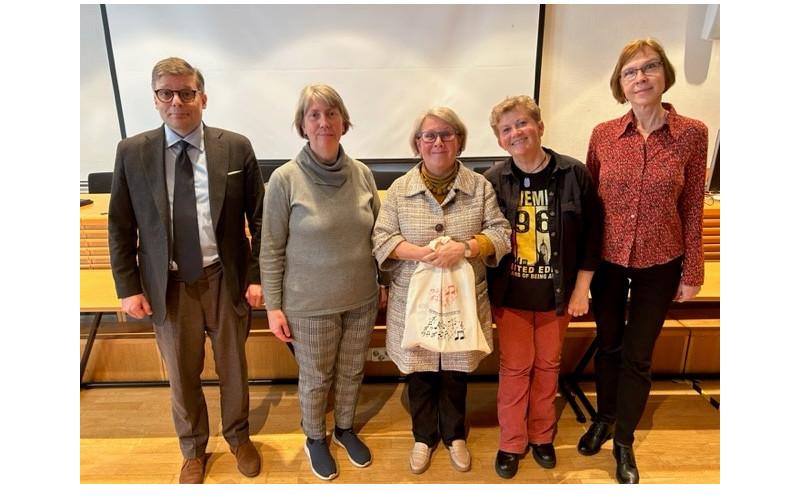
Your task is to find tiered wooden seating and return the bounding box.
[80,194,111,269]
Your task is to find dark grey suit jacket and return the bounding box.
[108,124,264,325]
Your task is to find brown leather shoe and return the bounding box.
[179,454,208,484]
[231,440,261,477]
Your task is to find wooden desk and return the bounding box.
[80,268,119,385]
[699,261,720,301]
[80,193,111,227]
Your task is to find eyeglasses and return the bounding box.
[417,130,459,143]
[620,60,663,82]
[154,88,201,103]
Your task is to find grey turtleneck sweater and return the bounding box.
[260,143,381,316]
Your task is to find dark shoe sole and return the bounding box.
[304,442,338,481]
[495,459,518,479]
[332,433,372,468]
[616,471,640,484]
[495,467,517,479]
[237,464,260,478]
[531,451,556,469]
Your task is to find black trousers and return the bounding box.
[407,370,468,447]
[589,257,683,446]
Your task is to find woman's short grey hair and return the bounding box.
[489,95,542,137]
[409,107,467,156]
[293,84,353,138]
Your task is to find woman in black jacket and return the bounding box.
[484,95,603,479]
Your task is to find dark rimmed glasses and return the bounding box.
[154,88,201,103]
[417,130,459,143]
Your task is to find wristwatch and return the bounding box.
[462,240,472,258]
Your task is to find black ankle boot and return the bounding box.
[494,450,520,479]
[577,421,613,456]
[612,442,639,484]
[530,443,556,469]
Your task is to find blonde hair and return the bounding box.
[489,95,542,137]
[151,57,205,92]
[610,38,676,104]
[293,84,353,138]
[409,107,467,156]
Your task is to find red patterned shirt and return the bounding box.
[586,103,707,286]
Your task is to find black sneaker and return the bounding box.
[332,427,372,467]
[304,437,338,480]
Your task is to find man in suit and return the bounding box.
[108,57,264,484]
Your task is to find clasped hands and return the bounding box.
[420,239,468,268]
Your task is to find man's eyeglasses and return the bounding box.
[154,89,201,103]
[417,130,459,143]
[620,60,663,82]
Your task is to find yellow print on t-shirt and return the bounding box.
[512,188,553,280]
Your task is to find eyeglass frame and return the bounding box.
[416,130,461,143]
[620,60,664,82]
[154,88,202,103]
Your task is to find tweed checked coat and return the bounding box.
[372,162,511,374]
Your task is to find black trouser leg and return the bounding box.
[438,370,468,445]
[407,371,440,446]
[590,261,630,426]
[613,258,682,445]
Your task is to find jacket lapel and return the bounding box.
[204,125,227,231]
[141,127,171,241]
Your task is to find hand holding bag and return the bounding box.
[401,237,490,353]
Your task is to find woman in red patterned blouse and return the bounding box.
[577,38,708,484]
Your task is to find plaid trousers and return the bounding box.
[287,299,378,439]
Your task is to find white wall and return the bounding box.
[80,4,120,181]
[80,4,541,182]
[539,4,720,169]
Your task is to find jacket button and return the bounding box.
[553,251,559,256]
[556,288,561,293]
[435,223,444,232]
[549,211,555,216]
[554,269,559,274]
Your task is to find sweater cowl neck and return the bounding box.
[296,142,348,187]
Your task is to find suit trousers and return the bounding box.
[287,299,378,440]
[493,306,571,452]
[590,257,683,446]
[154,262,251,459]
[407,370,468,447]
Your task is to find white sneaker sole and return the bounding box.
[332,433,372,468]
[304,441,339,481]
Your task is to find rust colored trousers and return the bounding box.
[493,306,571,453]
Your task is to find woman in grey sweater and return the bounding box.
[260,84,385,481]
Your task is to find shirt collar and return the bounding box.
[616,102,677,139]
[164,123,204,152]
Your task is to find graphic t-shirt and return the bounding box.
[503,158,556,311]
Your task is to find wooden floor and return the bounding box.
[80,380,719,484]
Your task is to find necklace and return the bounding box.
[522,152,549,174]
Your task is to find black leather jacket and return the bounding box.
[484,148,603,315]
